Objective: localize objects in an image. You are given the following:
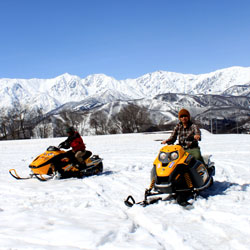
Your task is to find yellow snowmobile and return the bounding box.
[125,144,215,207]
[9,146,103,181]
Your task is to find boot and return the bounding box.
[76,162,87,171]
[176,193,192,206]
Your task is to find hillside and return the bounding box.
[1,66,250,137]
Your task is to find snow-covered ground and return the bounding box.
[0,131,250,250]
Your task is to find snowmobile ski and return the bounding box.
[9,169,35,180]
[9,169,54,181]
[124,189,163,207]
[34,174,55,182]
[125,190,196,208]
[124,195,162,207]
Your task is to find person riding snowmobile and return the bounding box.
[161,108,205,164]
[59,127,88,169]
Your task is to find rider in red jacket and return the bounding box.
[59,127,88,168]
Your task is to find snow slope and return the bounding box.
[0,131,250,250]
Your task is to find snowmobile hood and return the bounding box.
[153,145,190,177]
[29,149,65,168]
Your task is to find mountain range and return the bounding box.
[1,66,250,133]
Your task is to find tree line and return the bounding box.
[2,102,247,140]
[0,103,157,140]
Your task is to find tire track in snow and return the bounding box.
[127,205,193,250]
[82,172,197,250]
[82,176,169,249]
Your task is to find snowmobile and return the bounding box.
[124,144,215,207]
[9,146,103,181]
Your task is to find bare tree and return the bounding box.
[114,104,153,133]
[0,108,8,139]
[90,110,109,135]
[35,108,52,138]
[5,106,21,139]
[59,110,84,131]
[67,111,83,130]
[15,105,35,138]
[53,118,67,137]
[107,118,119,134]
[78,111,89,135]
[0,105,28,139]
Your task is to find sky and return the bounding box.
[0,0,250,80]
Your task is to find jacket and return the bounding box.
[167,121,201,149]
[60,131,86,152]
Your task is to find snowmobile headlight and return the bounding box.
[170,151,178,160]
[159,152,168,161]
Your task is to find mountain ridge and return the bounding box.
[0,66,250,113]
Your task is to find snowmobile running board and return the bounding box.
[86,158,103,167]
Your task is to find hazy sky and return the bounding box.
[0,0,249,80]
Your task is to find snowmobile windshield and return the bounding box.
[47,146,60,151]
[158,151,179,164]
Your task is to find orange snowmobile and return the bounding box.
[9,146,103,181]
[125,144,215,207]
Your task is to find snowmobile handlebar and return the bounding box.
[58,141,70,149]
[161,140,173,145]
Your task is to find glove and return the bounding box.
[161,139,172,145]
[58,142,68,149]
[60,141,70,149]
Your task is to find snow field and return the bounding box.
[0,131,250,249]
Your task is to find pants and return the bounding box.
[185,147,205,164]
[65,150,91,164]
[75,150,86,163]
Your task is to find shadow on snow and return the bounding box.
[200,180,250,199]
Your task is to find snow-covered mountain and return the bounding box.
[1,66,250,136]
[1,66,250,113]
